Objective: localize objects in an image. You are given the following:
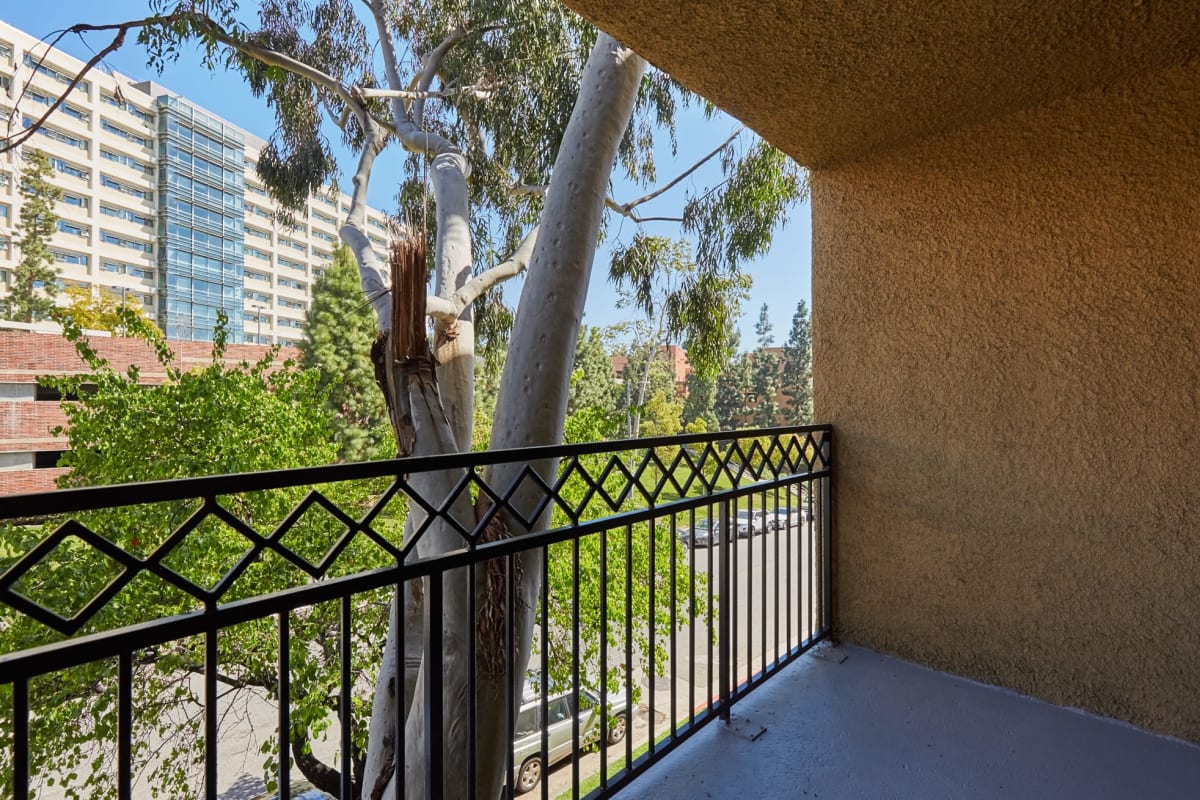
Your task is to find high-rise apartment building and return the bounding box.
[0,20,394,345]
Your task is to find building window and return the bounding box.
[22,55,90,92]
[61,193,88,209]
[56,220,89,238]
[23,117,88,149]
[100,231,152,253]
[33,450,68,469]
[101,205,153,226]
[51,159,89,180]
[100,175,151,200]
[51,250,88,266]
[101,149,152,175]
[101,118,149,147]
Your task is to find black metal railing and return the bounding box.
[0,425,832,800]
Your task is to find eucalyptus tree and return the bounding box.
[3,2,804,796]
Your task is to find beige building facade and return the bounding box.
[564,1,1200,744]
[0,19,392,346]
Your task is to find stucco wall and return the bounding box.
[813,59,1200,741]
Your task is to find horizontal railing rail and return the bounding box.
[0,425,833,800]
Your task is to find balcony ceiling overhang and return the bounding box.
[562,1,1200,166]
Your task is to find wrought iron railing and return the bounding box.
[0,425,832,800]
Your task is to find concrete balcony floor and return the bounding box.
[619,644,1200,800]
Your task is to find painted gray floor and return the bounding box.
[618,644,1200,800]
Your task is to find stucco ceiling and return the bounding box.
[561,1,1200,167]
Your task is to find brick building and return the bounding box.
[611,344,693,397]
[0,325,299,495]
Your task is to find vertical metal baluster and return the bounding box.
[761,490,767,678]
[731,490,739,698]
[687,505,696,729]
[707,502,714,714]
[427,573,444,800]
[624,522,633,771]
[774,484,781,667]
[647,515,656,753]
[808,476,815,644]
[785,485,793,656]
[505,555,515,800]
[397,582,407,800]
[468,559,477,800]
[278,615,291,800]
[340,596,353,800]
[205,627,218,800]
[571,535,581,798]
[119,652,133,800]
[823,435,834,635]
[598,530,608,792]
[540,546,550,800]
[13,677,28,800]
[669,511,677,738]
[718,498,731,722]
[744,491,752,688]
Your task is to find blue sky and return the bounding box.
[2,5,812,348]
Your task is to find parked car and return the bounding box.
[766,507,810,530]
[513,684,629,794]
[678,510,767,546]
[734,509,765,537]
[677,517,738,547]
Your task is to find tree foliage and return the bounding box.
[781,299,812,423]
[1,149,62,322]
[749,303,781,427]
[55,285,158,334]
[681,370,718,432]
[0,312,399,800]
[567,325,619,418]
[300,243,392,462]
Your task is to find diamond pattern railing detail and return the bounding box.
[0,426,831,640]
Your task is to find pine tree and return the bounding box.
[781,299,813,423]
[682,371,719,431]
[2,150,63,322]
[300,244,392,462]
[750,303,781,427]
[567,325,619,416]
[714,353,755,429]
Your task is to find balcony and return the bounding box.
[0,426,832,800]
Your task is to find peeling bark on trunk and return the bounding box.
[353,34,645,800]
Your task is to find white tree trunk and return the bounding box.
[475,33,647,800]
[430,152,475,452]
[357,31,645,800]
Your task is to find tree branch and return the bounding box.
[621,125,744,212]
[358,84,494,102]
[364,0,410,133]
[425,225,539,322]
[1,18,178,153]
[510,183,681,225]
[506,126,742,228]
[340,121,393,332]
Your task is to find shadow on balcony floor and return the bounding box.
[620,644,1200,800]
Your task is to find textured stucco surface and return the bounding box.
[562,1,1200,166]
[812,60,1200,742]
